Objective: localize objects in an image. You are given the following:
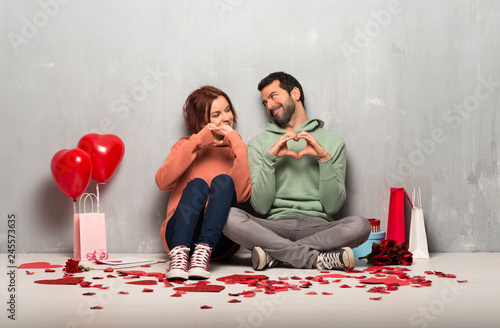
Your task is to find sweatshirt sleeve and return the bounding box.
[224,130,252,203]
[318,141,347,215]
[155,126,214,191]
[247,139,277,215]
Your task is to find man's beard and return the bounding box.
[273,96,296,128]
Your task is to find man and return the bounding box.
[223,72,371,271]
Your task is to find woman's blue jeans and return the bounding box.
[166,174,237,258]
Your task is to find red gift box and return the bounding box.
[367,218,380,232]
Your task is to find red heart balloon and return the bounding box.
[50,149,92,200]
[77,134,125,183]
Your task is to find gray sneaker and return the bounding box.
[316,247,355,271]
[251,246,281,271]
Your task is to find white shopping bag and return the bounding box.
[409,187,429,258]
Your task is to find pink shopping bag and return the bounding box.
[73,194,107,260]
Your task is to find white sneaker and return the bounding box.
[167,245,190,280]
[188,243,212,279]
[316,247,355,271]
[252,246,281,271]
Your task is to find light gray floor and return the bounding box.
[1,252,499,328]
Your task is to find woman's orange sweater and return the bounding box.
[155,126,251,253]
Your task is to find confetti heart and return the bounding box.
[35,277,84,285]
[18,262,63,269]
[125,280,158,285]
[359,276,411,286]
[116,270,147,276]
[216,274,268,284]
[174,285,225,293]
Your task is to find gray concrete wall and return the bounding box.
[1,0,499,253]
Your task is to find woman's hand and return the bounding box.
[207,123,234,143]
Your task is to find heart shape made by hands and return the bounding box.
[284,137,306,159]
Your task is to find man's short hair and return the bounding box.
[258,71,305,106]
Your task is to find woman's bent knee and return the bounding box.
[211,174,235,191]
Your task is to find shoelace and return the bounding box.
[319,251,343,270]
[168,246,189,271]
[189,244,212,269]
[267,254,280,268]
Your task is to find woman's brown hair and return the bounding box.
[182,86,237,134]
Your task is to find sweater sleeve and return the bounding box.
[224,130,252,203]
[247,139,277,215]
[155,126,214,191]
[318,141,347,215]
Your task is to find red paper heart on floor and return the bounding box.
[316,273,347,279]
[35,277,85,285]
[174,285,225,293]
[117,270,147,276]
[145,272,166,279]
[18,262,63,269]
[216,274,268,284]
[125,280,158,285]
[359,276,411,286]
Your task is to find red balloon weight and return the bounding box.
[50,149,92,200]
[77,134,125,183]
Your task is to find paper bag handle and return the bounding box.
[390,187,413,208]
[412,187,422,209]
[78,193,99,214]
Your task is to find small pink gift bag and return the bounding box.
[73,193,107,261]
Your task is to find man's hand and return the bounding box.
[269,132,331,161]
[268,132,300,159]
[295,131,331,161]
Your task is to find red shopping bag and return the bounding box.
[387,188,412,244]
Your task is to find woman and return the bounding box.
[155,86,251,280]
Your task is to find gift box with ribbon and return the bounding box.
[352,230,386,258]
[367,218,380,232]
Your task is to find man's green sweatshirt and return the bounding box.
[247,118,347,221]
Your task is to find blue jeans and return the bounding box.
[166,174,237,258]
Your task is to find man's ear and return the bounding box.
[291,87,301,101]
